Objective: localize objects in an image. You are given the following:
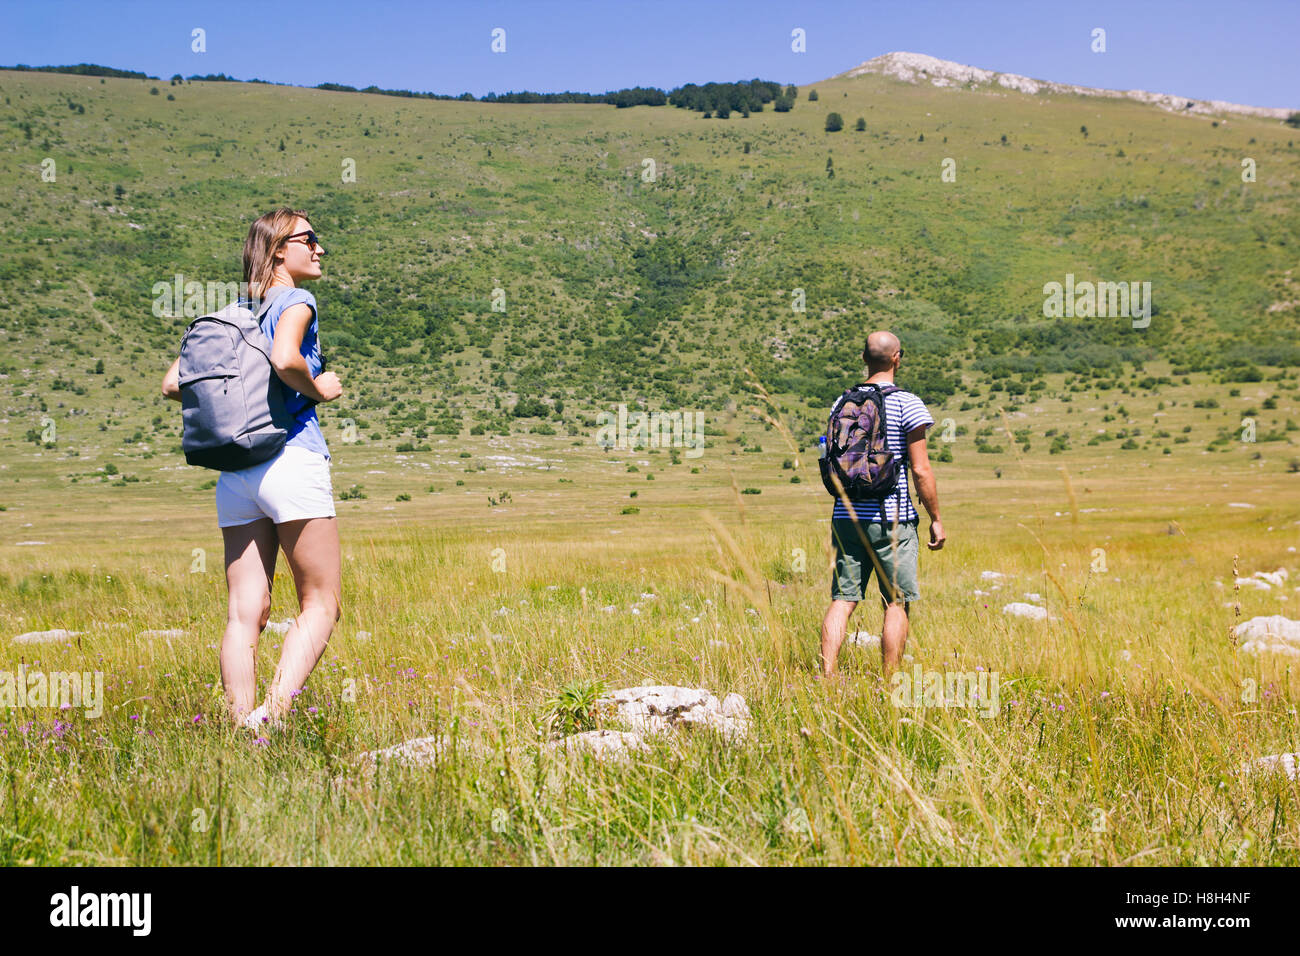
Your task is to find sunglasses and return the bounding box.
[285,230,325,253]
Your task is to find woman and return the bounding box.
[163,207,342,731]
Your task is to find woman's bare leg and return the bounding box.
[265,516,341,718]
[221,519,278,724]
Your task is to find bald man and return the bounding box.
[820,331,945,677]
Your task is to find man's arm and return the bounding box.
[162,357,181,402]
[906,424,945,550]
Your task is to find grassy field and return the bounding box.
[1,64,1298,865]
[2,364,1298,865]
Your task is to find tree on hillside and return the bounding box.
[825,112,843,132]
[1286,112,1300,128]
[855,117,866,131]
[808,89,819,101]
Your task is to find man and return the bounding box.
[820,331,945,678]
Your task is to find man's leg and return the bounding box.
[880,600,910,675]
[878,521,920,676]
[820,599,858,676]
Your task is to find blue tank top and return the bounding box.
[256,286,330,461]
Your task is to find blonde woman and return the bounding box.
[163,208,342,731]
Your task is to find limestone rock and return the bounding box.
[548,729,649,760]
[847,631,881,648]
[13,628,78,645]
[357,734,447,769]
[595,685,751,742]
[1253,569,1289,589]
[1244,753,1299,780]
[1002,602,1049,621]
[1235,616,1300,658]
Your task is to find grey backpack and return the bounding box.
[177,289,308,471]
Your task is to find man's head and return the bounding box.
[863,330,902,374]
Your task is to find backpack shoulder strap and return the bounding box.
[250,286,291,321]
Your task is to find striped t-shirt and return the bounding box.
[829,386,933,523]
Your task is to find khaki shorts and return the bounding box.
[831,517,920,604]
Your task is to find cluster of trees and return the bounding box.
[483,87,667,107]
[2,63,795,119]
[188,73,270,84]
[314,84,667,107]
[667,80,796,117]
[0,62,151,79]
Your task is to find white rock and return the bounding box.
[358,735,447,769]
[140,628,185,639]
[720,693,750,719]
[550,729,649,760]
[1254,569,1289,588]
[1237,577,1272,590]
[264,619,293,635]
[596,685,751,742]
[1234,616,1300,644]
[980,571,1005,581]
[1240,640,1300,658]
[1228,502,1255,509]
[1244,753,1299,780]
[847,630,881,648]
[1002,603,1048,621]
[13,628,79,644]
[1023,592,1044,602]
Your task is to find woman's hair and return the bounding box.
[242,207,310,299]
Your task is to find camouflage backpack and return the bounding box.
[818,383,900,501]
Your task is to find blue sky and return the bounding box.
[2,0,1297,109]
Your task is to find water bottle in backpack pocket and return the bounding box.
[177,291,301,471]
[818,383,900,501]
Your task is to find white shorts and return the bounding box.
[215,444,336,527]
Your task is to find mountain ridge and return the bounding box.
[837,51,1296,120]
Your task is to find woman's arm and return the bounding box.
[162,357,181,401]
[270,303,340,402]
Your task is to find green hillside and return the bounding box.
[1,65,1297,451]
